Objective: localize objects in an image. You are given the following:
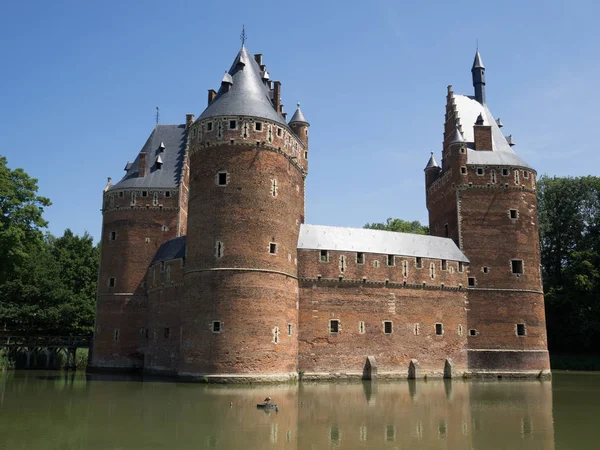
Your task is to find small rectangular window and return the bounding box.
[165,191,171,198]
[441,260,447,271]
[207,122,213,131]
[461,166,467,174]
[469,329,478,336]
[320,250,328,262]
[458,324,463,336]
[356,252,364,264]
[416,257,423,268]
[387,255,394,266]
[502,168,509,176]
[229,120,237,130]
[109,231,116,241]
[384,321,393,334]
[277,128,282,137]
[468,277,476,287]
[511,260,524,275]
[435,323,444,336]
[108,277,116,287]
[113,328,119,342]
[329,319,339,333]
[269,242,277,254]
[212,321,221,333]
[164,327,170,339]
[516,323,526,336]
[304,151,308,159]
[523,171,529,179]
[476,167,484,176]
[458,262,464,273]
[483,266,489,274]
[255,122,262,131]
[118,191,124,198]
[141,191,147,197]
[217,172,227,186]
[509,209,518,219]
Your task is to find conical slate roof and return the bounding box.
[198,46,286,125]
[450,126,465,144]
[424,152,440,170]
[289,104,308,124]
[472,50,485,70]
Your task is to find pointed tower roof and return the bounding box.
[289,103,309,125]
[424,152,441,171]
[198,46,286,125]
[450,126,465,145]
[472,50,485,70]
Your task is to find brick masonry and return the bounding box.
[90,53,550,381]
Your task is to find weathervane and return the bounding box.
[156,106,160,125]
[240,25,247,46]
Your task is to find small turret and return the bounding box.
[289,103,309,148]
[424,152,441,188]
[449,126,465,146]
[472,50,486,104]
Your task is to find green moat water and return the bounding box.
[0,371,598,449]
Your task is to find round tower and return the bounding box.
[91,125,189,370]
[179,46,307,381]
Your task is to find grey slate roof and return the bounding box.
[472,50,485,69]
[151,236,186,265]
[449,126,465,144]
[289,105,308,124]
[297,224,469,263]
[453,95,533,169]
[424,152,440,170]
[109,124,188,190]
[198,46,287,125]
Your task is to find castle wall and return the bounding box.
[297,249,469,378]
[145,258,185,374]
[91,189,182,370]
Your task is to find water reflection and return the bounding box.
[1,371,599,449]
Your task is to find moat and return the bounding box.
[0,371,598,449]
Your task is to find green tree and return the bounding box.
[537,175,600,354]
[364,218,429,235]
[0,155,51,285]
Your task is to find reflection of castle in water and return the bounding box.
[0,373,556,449]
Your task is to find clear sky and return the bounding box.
[1,0,598,242]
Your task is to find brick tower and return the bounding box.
[91,123,190,370]
[178,46,308,381]
[425,51,550,376]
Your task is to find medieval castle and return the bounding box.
[90,44,550,381]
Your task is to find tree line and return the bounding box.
[0,156,99,335]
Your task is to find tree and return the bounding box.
[0,155,51,285]
[0,230,99,334]
[364,218,429,235]
[537,176,600,354]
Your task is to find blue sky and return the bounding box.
[1,0,598,242]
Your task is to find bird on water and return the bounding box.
[264,397,272,404]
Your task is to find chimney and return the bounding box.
[474,115,493,151]
[254,53,263,65]
[186,114,195,128]
[272,81,281,114]
[207,89,217,105]
[138,152,147,177]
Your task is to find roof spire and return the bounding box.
[424,152,441,171]
[289,102,309,125]
[471,48,486,104]
[240,25,247,47]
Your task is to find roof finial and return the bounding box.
[240,25,247,47]
[297,102,300,108]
